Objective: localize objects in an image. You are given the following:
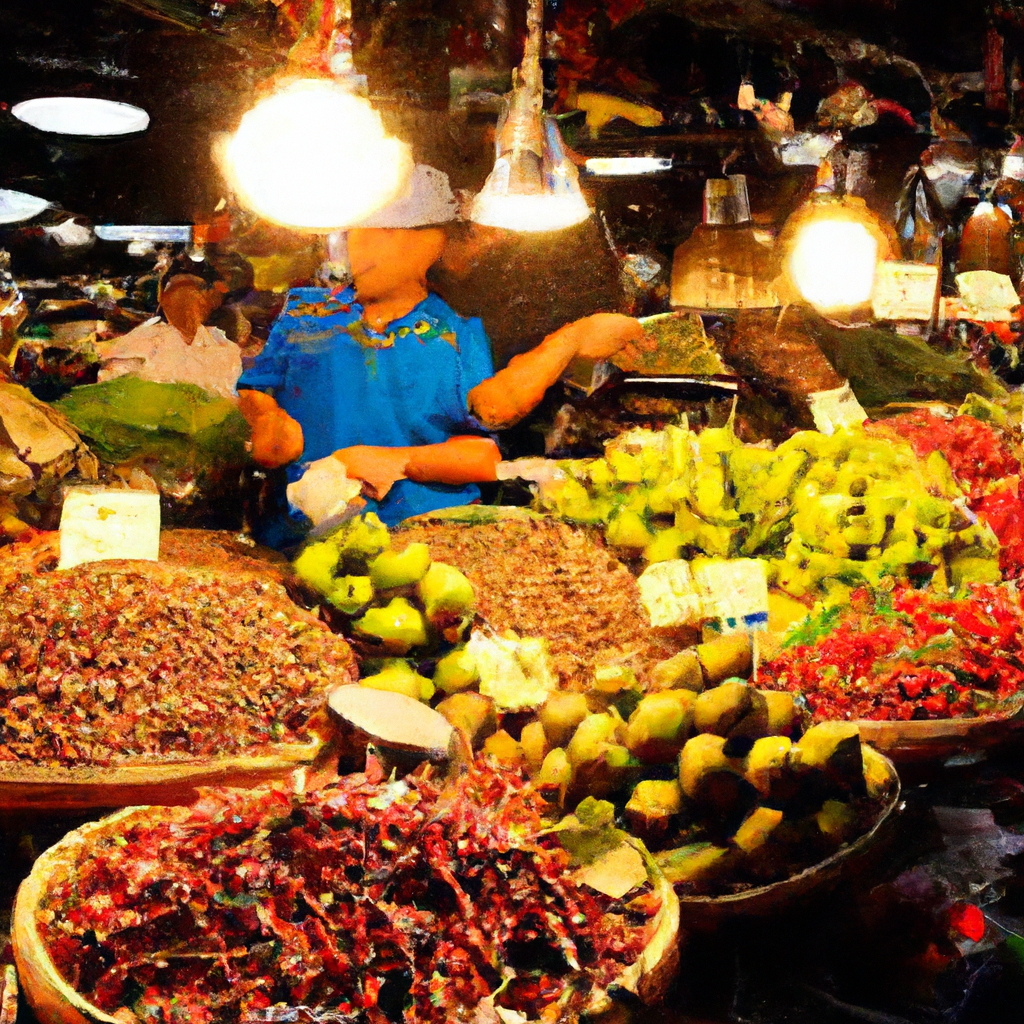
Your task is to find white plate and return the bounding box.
[0,189,50,224]
[12,97,149,136]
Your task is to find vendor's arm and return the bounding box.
[334,435,501,501]
[237,389,305,468]
[467,312,643,430]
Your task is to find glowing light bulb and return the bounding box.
[224,80,412,231]
[788,218,879,311]
[470,191,591,232]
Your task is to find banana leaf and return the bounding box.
[54,376,249,469]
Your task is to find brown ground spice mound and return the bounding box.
[394,512,682,689]
[0,532,356,766]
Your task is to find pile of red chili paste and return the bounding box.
[0,556,356,765]
[867,411,1024,579]
[38,762,651,1024]
[759,583,1024,722]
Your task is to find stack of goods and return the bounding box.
[290,512,893,902]
[392,508,682,687]
[0,532,356,769]
[291,513,477,701]
[866,408,1024,579]
[429,674,896,899]
[532,416,1004,601]
[0,381,98,540]
[643,694,894,896]
[488,676,894,897]
[25,762,661,1024]
[294,508,683,692]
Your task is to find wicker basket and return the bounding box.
[13,805,680,1024]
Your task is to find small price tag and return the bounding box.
[806,381,867,436]
[692,558,769,633]
[58,487,160,570]
[871,260,939,321]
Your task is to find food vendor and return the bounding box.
[236,164,642,541]
[95,273,241,398]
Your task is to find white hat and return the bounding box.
[354,164,458,228]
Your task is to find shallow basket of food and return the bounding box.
[393,505,690,688]
[666,747,901,928]
[0,532,356,810]
[0,739,333,812]
[759,582,1024,768]
[13,762,679,1024]
[610,682,906,932]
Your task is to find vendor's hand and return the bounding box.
[334,445,410,501]
[237,389,304,468]
[287,456,363,526]
[562,313,644,361]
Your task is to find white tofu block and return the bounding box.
[637,559,703,628]
[872,260,939,321]
[807,381,867,436]
[955,270,1020,321]
[58,487,161,570]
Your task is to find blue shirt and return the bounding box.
[238,286,495,534]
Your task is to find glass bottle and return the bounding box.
[958,199,1012,277]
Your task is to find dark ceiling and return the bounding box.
[0,0,283,223]
[0,0,1014,225]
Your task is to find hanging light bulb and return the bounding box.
[777,168,892,314]
[221,3,409,232]
[470,0,591,232]
[788,216,879,310]
[224,79,412,232]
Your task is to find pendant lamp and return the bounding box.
[223,2,411,232]
[470,0,590,232]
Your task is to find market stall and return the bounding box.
[3,2,1024,1023]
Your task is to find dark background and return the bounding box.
[0,0,1012,225]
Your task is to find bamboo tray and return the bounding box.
[676,752,902,928]
[855,710,1024,764]
[0,734,333,812]
[0,527,350,812]
[13,806,680,1024]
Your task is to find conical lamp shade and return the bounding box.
[471,115,591,232]
[470,0,590,233]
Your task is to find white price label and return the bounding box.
[58,487,161,570]
[692,558,769,633]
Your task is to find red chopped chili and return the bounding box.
[761,583,1024,721]
[39,762,649,1024]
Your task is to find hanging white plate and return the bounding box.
[0,189,50,224]
[11,97,149,137]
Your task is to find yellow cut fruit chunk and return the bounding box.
[733,806,784,853]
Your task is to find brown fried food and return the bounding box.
[2,528,291,581]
